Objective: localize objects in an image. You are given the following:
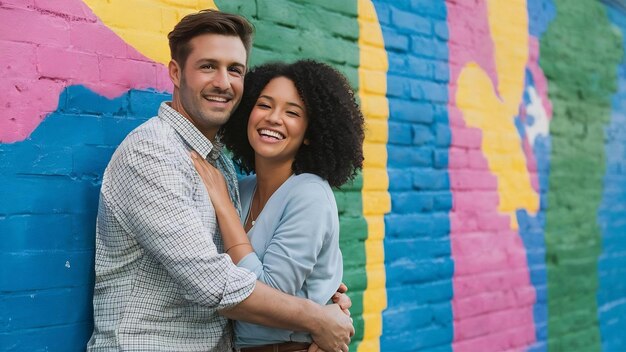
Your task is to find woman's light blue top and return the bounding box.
[234,173,343,348]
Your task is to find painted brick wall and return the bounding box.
[3,1,626,352]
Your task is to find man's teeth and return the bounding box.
[260,129,285,140]
[205,96,228,102]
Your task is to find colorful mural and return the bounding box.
[3,0,626,351]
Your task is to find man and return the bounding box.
[87,10,353,352]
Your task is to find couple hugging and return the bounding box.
[87,9,364,352]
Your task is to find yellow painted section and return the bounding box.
[455,0,538,228]
[82,0,218,65]
[358,0,389,350]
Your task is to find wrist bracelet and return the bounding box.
[225,242,250,254]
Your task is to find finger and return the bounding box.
[338,282,348,293]
[343,309,351,316]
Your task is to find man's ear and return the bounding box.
[168,60,181,88]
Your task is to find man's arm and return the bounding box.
[220,281,353,352]
[108,136,256,308]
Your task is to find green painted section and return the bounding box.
[540,0,622,351]
[216,1,365,349]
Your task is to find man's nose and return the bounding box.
[211,69,230,90]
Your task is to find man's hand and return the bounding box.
[310,304,353,352]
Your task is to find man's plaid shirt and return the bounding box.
[87,103,256,351]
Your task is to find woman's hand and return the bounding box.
[190,150,253,263]
[190,151,231,209]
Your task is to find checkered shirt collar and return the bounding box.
[158,102,222,163]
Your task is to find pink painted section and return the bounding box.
[0,1,172,143]
[528,37,553,119]
[447,0,536,350]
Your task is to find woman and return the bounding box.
[191,60,364,351]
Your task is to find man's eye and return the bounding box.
[229,67,244,75]
[200,64,214,70]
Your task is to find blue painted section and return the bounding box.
[515,70,550,352]
[373,0,453,350]
[598,5,626,351]
[0,85,169,351]
[513,1,555,348]
[527,0,556,38]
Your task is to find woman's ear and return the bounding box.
[303,138,310,145]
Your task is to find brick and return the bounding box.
[388,168,414,191]
[386,257,454,284]
[388,121,412,145]
[433,149,448,168]
[410,79,448,103]
[386,280,453,305]
[0,0,35,8]
[0,7,70,45]
[297,0,357,16]
[390,7,431,36]
[33,0,97,20]
[1,287,91,330]
[388,145,432,167]
[382,305,433,332]
[381,324,453,350]
[99,57,158,88]
[37,46,99,82]
[412,35,448,60]
[433,20,449,40]
[0,40,36,78]
[257,0,305,28]
[410,0,447,20]
[69,20,128,58]
[412,124,434,145]
[433,59,449,82]
[454,190,499,211]
[449,170,497,190]
[381,26,410,52]
[412,169,450,190]
[391,192,433,213]
[1,251,94,291]
[0,143,72,175]
[0,174,99,215]
[386,75,409,97]
[385,238,451,261]
[433,192,452,211]
[451,126,482,149]
[389,98,435,124]
[0,322,92,351]
[435,123,452,147]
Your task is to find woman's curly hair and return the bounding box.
[220,60,365,188]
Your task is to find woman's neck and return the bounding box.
[254,160,293,204]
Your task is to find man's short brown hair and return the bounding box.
[168,9,254,69]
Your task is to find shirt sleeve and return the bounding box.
[105,135,256,310]
[237,181,337,297]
